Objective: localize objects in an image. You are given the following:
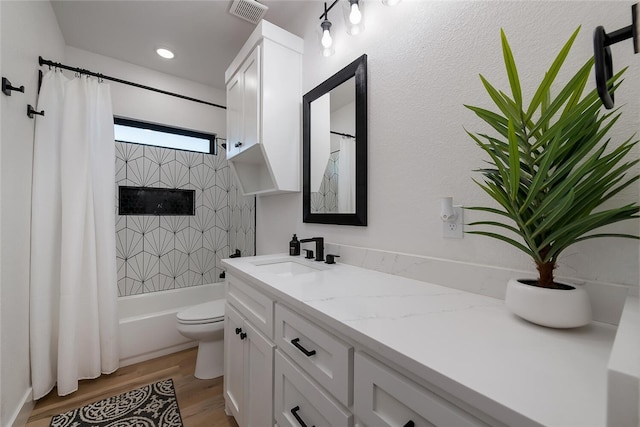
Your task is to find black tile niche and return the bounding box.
[119,186,195,216]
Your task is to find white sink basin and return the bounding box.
[252,259,323,277]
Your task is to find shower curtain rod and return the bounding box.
[38,56,226,110]
[331,130,355,138]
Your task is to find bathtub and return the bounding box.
[118,283,225,367]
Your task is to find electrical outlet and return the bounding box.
[442,206,463,238]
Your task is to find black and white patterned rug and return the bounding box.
[50,379,184,427]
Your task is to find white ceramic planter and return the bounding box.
[505,279,591,328]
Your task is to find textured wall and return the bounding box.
[257,1,640,293]
[0,2,66,425]
[115,141,254,297]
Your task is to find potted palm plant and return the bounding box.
[465,27,639,328]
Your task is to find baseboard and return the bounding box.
[7,387,34,427]
[119,341,197,368]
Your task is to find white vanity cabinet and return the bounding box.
[224,20,303,196]
[223,267,487,427]
[223,254,621,427]
[224,275,275,427]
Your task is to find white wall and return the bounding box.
[257,1,640,293]
[65,47,226,136]
[0,1,65,426]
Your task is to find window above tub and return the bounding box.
[114,117,217,155]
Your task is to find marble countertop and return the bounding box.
[222,254,618,427]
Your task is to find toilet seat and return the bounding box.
[177,299,225,325]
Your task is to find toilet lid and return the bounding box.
[177,299,226,323]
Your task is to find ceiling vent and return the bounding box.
[229,0,268,25]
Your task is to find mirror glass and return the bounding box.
[303,54,367,226]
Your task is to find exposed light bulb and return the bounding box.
[344,0,364,36]
[349,2,362,24]
[321,30,333,48]
[320,21,333,48]
[319,19,334,56]
[156,48,174,59]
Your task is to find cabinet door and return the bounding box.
[354,352,484,427]
[275,350,352,427]
[244,320,275,427]
[239,45,260,154]
[224,304,245,425]
[226,72,243,159]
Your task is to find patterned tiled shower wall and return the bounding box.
[115,141,255,297]
[311,151,339,213]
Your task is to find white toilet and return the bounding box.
[176,299,226,379]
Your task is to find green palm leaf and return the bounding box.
[525,26,581,120]
[465,27,639,287]
[501,29,523,108]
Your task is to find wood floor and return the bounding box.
[25,348,238,427]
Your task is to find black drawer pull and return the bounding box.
[235,327,242,335]
[291,338,316,357]
[234,141,243,148]
[403,421,415,427]
[240,332,247,340]
[291,405,314,427]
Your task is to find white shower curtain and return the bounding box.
[30,70,119,399]
[338,136,356,213]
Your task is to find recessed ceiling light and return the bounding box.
[156,48,174,59]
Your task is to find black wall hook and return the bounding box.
[2,77,25,96]
[27,104,44,119]
[593,3,638,109]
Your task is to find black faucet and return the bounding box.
[300,237,324,262]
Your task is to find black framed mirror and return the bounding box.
[303,54,367,226]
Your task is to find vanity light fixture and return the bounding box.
[317,0,392,57]
[156,48,175,59]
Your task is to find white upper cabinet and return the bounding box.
[225,20,303,196]
[226,46,260,159]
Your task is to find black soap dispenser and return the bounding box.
[289,234,300,256]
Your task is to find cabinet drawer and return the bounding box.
[275,350,352,427]
[275,303,352,406]
[227,274,274,340]
[354,352,485,427]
